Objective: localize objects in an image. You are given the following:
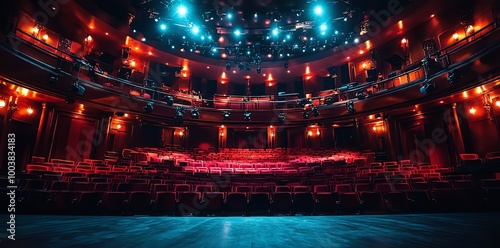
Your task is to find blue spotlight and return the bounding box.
[234,29,241,36]
[314,6,323,15]
[160,24,167,30]
[192,26,200,34]
[320,24,327,31]
[178,5,187,17]
[286,34,291,39]
[227,13,233,19]
[272,28,279,36]
[354,38,359,43]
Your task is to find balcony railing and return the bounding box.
[2,19,499,111]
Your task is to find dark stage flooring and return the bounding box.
[1,213,500,248]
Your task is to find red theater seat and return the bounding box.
[226,192,248,215]
[128,191,152,215]
[195,185,213,193]
[248,192,271,215]
[201,192,225,215]
[75,192,103,215]
[338,192,359,214]
[271,192,292,215]
[154,192,176,215]
[174,184,191,192]
[293,192,314,214]
[102,192,128,215]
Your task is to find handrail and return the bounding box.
[4,19,499,110]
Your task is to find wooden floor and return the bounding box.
[1,213,499,247]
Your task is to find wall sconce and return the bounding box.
[452,32,459,41]
[178,131,184,136]
[27,106,34,115]
[495,97,500,107]
[466,25,474,35]
[42,34,49,41]
[0,98,6,108]
[219,131,224,137]
[469,106,476,115]
[117,124,121,129]
[307,131,313,136]
[6,96,18,120]
[270,132,274,137]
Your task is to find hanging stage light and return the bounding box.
[243,111,251,121]
[165,95,174,106]
[312,106,320,117]
[420,80,436,95]
[278,112,286,125]
[71,81,85,96]
[346,100,356,113]
[302,111,310,119]
[324,96,334,105]
[143,101,154,113]
[222,110,231,120]
[357,92,366,100]
[191,107,199,119]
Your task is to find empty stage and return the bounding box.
[1,213,499,247]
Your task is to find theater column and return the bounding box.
[447,103,465,165]
[33,103,47,157]
[383,116,397,160]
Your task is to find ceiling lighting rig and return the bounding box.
[128,0,385,64]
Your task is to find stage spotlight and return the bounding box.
[191,25,200,34]
[165,95,174,106]
[302,111,310,119]
[312,107,320,117]
[325,96,334,105]
[272,28,279,36]
[160,24,167,30]
[234,29,241,36]
[284,60,288,69]
[143,101,153,113]
[222,110,230,120]
[346,100,356,113]
[314,6,323,15]
[320,23,327,31]
[71,82,85,96]
[256,66,261,74]
[243,111,251,121]
[226,62,231,71]
[176,106,185,118]
[177,5,187,17]
[447,70,459,84]
[48,74,59,84]
[357,92,366,100]
[420,81,436,95]
[278,112,286,125]
[191,107,199,119]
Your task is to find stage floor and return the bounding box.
[1,213,499,247]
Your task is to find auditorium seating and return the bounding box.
[12,147,500,217]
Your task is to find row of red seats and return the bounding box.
[13,186,500,216]
[19,179,499,193]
